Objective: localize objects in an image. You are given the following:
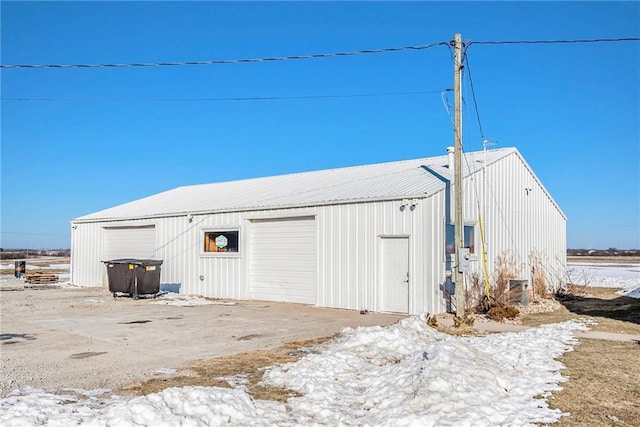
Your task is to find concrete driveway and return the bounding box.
[1,286,403,397]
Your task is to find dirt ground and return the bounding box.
[523,287,640,427]
[0,285,402,398]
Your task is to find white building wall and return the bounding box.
[70,222,103,287]
[71,198,448,315]
[315,195,447,315]
[70,218,159,287]
[71,150,565,314]
[468,152,566,291]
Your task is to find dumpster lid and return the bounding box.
[103,259,163,266]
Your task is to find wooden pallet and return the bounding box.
[24,272,59,285]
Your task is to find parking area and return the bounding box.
[0,286,403,397]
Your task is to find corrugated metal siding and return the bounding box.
[70,148,565,313]
[70,219,158,287]
[70,223,102,287]
[71,198,448,314]
[315,196,446,315]
[463,151,566,289]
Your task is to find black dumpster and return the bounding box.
[103,259,163,299]
[14,261,26,278]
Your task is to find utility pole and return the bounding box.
[452,33,465,317]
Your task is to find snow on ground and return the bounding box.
[567,262,640,298]
[0,315,589,427]
[149,292,237,307]
[1,263,70,270]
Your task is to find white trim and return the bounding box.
[247,212,317,222]
[200,227,241,258]
[102,222,156,229]
[72,195,429,224]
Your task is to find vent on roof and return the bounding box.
[446,147,454,169]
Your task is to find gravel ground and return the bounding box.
[0,284,402,398]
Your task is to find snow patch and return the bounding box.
[150,293,236,307]
[567,263,640,292]
[0,316,589,426]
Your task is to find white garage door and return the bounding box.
[103,226,156,261]
[250,217,316,304]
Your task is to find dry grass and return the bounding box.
[121,335,336,401]
[519,287,640,425]
[549,338,640,426]
[520,287,640,335]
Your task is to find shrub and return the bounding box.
[426,315,439,328]
[486,304,520,322]
[492,251,522,306]
[529,250,551,300]
[453,313,475,328]
[465,272,486,314]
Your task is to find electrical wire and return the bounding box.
[440,89,454,125]
[0,42,450,69]
[464,54,485,141]
[2,37,637,69]
[0,89,446,102]
[469,37,640,46]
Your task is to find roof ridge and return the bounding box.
[179,147,516,190]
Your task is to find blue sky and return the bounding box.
[1,1,638,249]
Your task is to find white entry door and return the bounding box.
[380,237,409,313]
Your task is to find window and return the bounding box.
[204,231,239,253]
[445,224,475,254]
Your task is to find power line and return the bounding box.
[469,37,640,46]
[0,89,446,102]
[0,42,450,69]
[463,54,485,140]
[2,37,637,70]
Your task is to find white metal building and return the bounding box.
[70,147,566,315]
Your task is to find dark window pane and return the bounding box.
[204,231,239,253]
[445,224,474,254]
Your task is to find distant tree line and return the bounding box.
[0,249,71,259]
[567,248,640,257]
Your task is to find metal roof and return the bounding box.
[75,148,517,222]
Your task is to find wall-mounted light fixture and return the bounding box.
[187,214,194,223]
[400,199,419,211]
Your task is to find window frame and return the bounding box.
[201,229,240,257]
[445,223,476,255]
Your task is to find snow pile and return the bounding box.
[625,287,640,299]
[0,316,588,426]
[149,293,235,307]
[264,315,586,426]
